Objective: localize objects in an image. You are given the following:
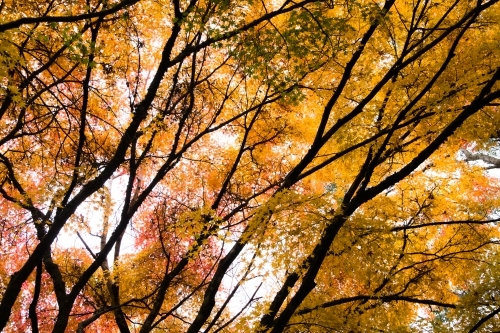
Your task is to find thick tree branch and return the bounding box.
[0,0,139,32]
[460,148,500,168]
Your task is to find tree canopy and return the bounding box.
[1,0,500,331]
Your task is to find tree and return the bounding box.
[1,0,500,331]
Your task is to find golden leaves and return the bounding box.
[1,0,500,332]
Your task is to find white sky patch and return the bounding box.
[56,171,138,266]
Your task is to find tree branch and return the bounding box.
[297,295,456,316]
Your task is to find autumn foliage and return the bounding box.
[1,0,500,331]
